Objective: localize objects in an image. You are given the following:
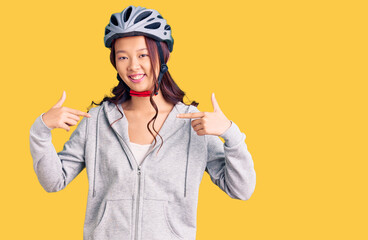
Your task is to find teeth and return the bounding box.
[130,74,144,80]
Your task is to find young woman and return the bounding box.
[29,5,256,240]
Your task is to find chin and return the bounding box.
[131,86,152,92]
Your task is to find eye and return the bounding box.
[140,54,149,58]
[118,56,127,60]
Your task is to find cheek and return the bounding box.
[116,63,127,74]
[115,65,128,81]
[115,60,122,69]
[142,63,154,75]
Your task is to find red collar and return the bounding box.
[129,90,151,97]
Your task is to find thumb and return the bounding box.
[211,92,221,112]
[54,90,66,108]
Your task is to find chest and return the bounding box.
[124,111,170,145]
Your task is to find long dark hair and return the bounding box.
[87,36,199,153]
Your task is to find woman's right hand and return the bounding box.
[42,91,91,132]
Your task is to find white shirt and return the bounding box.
[129,142,152,166]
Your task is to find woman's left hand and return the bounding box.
[176,93,232,136]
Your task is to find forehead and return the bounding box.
[114,36,147,52]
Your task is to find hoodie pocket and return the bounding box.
[141,199,184,240]
[89,199,133,240]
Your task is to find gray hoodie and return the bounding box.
[29,100,256,240]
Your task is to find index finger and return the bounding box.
[65,107,91,118]
[176,112,205,119]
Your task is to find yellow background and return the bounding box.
[1,0,367,239]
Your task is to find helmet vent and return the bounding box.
[157,15,163,19]
[144,22,161,29]
[147,17,155,22]
[111,15,118,26]
[134,11,153,24]
[123,6,132,22]
[105,29,111,35]
[164,24,171,30]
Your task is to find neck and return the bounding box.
[124,89,169,112]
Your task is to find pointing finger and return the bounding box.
[64,107,91,118]
[66,112,82,122]
[176,112,205,119]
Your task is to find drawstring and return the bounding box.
[92,106,103,197]
[184,120,192,197]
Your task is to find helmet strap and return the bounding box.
[154,41,168,95]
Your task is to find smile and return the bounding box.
[129,74,145,83]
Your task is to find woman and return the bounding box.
[29,5,256,240]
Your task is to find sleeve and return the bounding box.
[29,112,88,193]
[205,120,256,200]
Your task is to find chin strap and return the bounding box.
[130,90,151,97]
[116,41,168,97]
[154,41,168,95]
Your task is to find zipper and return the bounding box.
[132,140,160,240]
[135,165,141,240]
[110,135,156,240]
[133,143,156,240]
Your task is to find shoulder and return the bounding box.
[188,104,200,113]
[86,103,105,120]
[176,101,200,114]
[87,105,102,115]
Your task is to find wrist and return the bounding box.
[220,120,232,136]
[41,113,53,130]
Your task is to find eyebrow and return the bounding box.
[116,48,147,54]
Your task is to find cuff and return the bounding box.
[219,120,245,147]
[30,113,52,139]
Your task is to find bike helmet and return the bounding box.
[104,5,174,96]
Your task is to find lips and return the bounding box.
[129,74,145,83]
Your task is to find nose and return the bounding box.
[128,57,141,71]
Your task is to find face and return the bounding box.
[114,36,159,92]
